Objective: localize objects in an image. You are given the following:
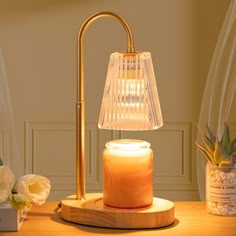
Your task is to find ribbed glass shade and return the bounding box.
[98,52,163,130]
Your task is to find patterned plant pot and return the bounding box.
[206,162,236,216]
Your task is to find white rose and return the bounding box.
[15,174,51,205]
[0,166,15,203]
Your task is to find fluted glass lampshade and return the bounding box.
[98,52,163,130]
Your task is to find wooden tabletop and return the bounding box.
[1,202,236,236]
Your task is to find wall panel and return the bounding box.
[25,121,199,201]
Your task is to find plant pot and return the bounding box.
[206,161,236,216]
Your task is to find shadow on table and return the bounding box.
[44,203,180,234]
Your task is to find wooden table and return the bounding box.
[1,202,236,236]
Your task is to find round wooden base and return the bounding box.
[61,193,175,229]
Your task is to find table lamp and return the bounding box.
[61,11,175,229]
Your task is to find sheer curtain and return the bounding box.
[197,0,236,200]
[0,49,21,177]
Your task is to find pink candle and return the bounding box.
[103,139,153,208]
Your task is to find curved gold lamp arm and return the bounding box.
[76,11,136,199]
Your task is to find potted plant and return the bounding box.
[196,123,236,215]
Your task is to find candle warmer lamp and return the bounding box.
[60,11,175,229]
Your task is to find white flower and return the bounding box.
[0,166,15,203]
[15,174,51,205]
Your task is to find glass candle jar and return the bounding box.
[103,139,153,208]
[206,161,236,216]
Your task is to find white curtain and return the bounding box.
[197,0,236,200]
[0,49,21,177]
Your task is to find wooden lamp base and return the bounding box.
[61,193,175,229]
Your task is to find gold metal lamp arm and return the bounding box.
[76,11,135,199]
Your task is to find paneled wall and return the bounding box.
[0,0,230,201]
[25,121,197,201]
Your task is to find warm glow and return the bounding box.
[98,52,163,130]
[103,139,153,208]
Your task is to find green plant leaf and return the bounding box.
[207,124,216,144]
[214,138,228,164]
[196,141,214,164]
[229,137,236,153]
[202,134,214,152]
[0,158,3,166]
[221,123,230,153]
[10,193,31,210]
[198,125,214,151]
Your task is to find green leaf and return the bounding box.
[196,141,214,164]
[207,124,216,144]
[10,193,31,210]
[198,125,214,151]
[0,158,3,166]
[229,137,236,153]
[214,138,227,164]
[202,134,214,152]
[221,123,230,153]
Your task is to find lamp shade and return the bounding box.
[98,52,163,130]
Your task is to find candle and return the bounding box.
[103,139,153,208]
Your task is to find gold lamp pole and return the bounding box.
[61,11,174,229]
[76,11,135,200]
